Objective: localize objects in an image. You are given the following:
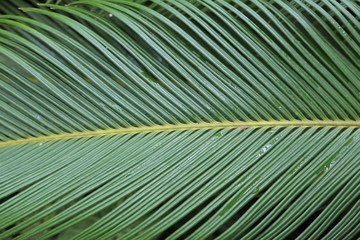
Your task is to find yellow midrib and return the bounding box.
[1,120,360,147]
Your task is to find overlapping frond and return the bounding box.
[0,0,359,239]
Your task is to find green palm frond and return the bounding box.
[0,0,360,239]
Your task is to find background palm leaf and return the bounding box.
[0,0,360,239]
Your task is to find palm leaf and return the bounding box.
[0,0,359,239]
